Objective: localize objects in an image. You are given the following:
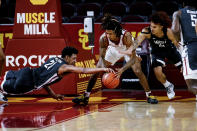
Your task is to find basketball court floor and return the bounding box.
[0,89,197,131]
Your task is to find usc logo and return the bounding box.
[30,0,48,5]
[78,29,91,50]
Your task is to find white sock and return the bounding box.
[163,80,171,88]
[145,91,151,97]
[85,92,90,97]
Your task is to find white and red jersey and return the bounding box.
[103,30,132,65]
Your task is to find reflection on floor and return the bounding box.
[0,89,196,131]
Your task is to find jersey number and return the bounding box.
[44,60,57,70]
[191,14,197,27]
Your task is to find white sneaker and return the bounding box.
[166,83,175,99]
[0,92,8,102]
[196,95,197,101]
[0,103,8,114]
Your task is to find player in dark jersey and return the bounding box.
[119,11,182,99]
[0,46,114,102]
[72,14,158,105]
[171,0,197,95]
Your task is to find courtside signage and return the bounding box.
[6,55,61,67]
[17,12,55,35]
[13,0,62,38]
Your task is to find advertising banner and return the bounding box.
[13,0,63,39]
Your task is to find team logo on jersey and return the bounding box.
[153,39,166,47]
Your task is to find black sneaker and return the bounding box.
[72,94,89,105]
[147,95,158,104]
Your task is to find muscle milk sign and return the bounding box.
[17,12,55,35]
[13,0,62,38]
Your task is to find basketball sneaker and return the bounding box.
[72,94,89,105]
[166,83,175,99]
[147,95,158,104]
[0,92,7,102]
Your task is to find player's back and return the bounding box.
[180,7,197,43]
[33,57,67,89]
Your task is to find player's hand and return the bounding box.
[54,94,64,101]
[115,68,123,78]
[104,68,115,73]
[180,66,183,73]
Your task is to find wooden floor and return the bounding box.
[0,89,197,131]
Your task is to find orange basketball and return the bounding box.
[102,73,120,89]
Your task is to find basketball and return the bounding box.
[102,73,120,89]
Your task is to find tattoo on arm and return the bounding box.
[121,56,136,72]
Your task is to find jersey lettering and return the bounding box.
[191,14,197,27]
[44,59,57,70]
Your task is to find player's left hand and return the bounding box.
[115,68,123,78]
[54,94,64,101]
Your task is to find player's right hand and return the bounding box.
[54,94,64,101]
[104,68,115,73]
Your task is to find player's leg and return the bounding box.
[186,79,197,94]
[72,58,111,105]
[0,71,13,102]
[152,54,175,99]
[181,44,197,94]
[0,67,34,101]
[131,56,158,104]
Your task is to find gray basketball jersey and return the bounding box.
[180,7,197,43]
[33,57,67,90]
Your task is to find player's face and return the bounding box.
[105,30,117,41]
[67,54,77,65]
[150,22,163,35]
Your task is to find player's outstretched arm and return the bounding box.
[59,64,115,74]
[43,86,64,101]
[119,29,148,55]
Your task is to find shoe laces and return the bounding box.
[166,85,173,94]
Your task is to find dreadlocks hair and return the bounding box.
[61,46,78,58]
[150,11,172,28]
[101,13,122,37]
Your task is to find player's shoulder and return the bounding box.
[99,33,108,44]
[124,31,132,37]
[142,26,150,33]
[173,10,181,17]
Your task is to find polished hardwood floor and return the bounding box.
[0,89,196,131]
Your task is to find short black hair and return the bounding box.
[101,13,122,37]
[61,46,78,58]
